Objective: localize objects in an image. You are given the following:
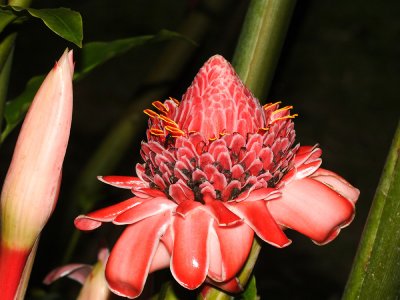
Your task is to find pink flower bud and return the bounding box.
[0,50,74,299]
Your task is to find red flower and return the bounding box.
[75,55,359,298]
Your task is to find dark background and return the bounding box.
[1,0,399,299]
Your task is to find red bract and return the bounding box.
[75,55,359,298]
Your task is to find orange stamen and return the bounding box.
[158,115,178,127]
[165,126,185,136]
[144,109,159,118]
[169,97,180,106]
[263,101,282,110]
[271,105,293,115]
[271,114,298,124]
[149,128,165,136]
[152,101,169,113]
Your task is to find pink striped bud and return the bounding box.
[0,49,74,299]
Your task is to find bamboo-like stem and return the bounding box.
[342,122,400,299]
[233,0,297,100]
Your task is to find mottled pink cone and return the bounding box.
[75,55,359,298]
[0,50,74,299]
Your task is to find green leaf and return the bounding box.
[0,6,83,47]
[1,30,186,143]
[26,8,83,47]
[75,29,187,81]
[240,276,258,300]
[343,122,400,299]
[0,9,17,33]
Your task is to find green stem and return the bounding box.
[342,122,400,299]
[201,1,296,299]
[0,33,16,133]
[233,0,297,99]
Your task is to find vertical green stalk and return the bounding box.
[201,0,296,299]
[0,34,16,131]
[342,122,400,299]
[233,0,297,99]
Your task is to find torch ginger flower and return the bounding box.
[0,50,74,299]
[75,55,359,298]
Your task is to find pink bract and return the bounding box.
[75,55,359,298]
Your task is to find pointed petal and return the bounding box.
[106,213,171,298]
[114,197,175,225]
[208,223,253,281]
[171,209,213,289]
[133,188,166,198]
[175,200,202,216]
[311,168,360,204]
[149,241,171,273]
[169,181,195,204]
[74,197,143,230]
[97,176,148,190]
[204,277,243,294]
[235,187,277,202]
[280,159,322,185]
[268,177,355,244]
[43,264,92,285]
[227,200,290,247]
[293,145,322,167]
[206,201,242,226]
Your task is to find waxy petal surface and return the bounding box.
[171,209,213,290]
[106,213,171,298]
[268,177,355,244]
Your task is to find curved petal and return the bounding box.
[208,223,253,282]
[149,240,171,273]
[97,176,148,190]
[74,197,143,230]
[171,209,213,290]
[204,277,243,294]
[311,168,360,204]
[293,145,322,167]
[43,264,92,285]
[105,213,171,298]
[234,187,277,202]
[227,200,290,248]
[205,201,242,226]
[133,188,166,198]
[279,159,322,185]
[114,197,175,225]
[268,177,355,244]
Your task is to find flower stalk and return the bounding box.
[343,122,400,299]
